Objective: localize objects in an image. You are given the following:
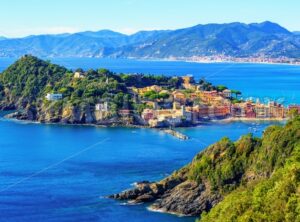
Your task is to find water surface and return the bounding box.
[0,58,297,221]
[0,116,281,222]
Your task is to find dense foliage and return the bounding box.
[186,117,300,221]
[120,73,182,88]
[0,55,68,100]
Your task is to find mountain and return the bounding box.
[0,36,6,41]
[294,31,300,35]
[111,116,300,221]
[118,21,300,59]
[0,21,300,59]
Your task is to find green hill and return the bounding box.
[0,55,182,123]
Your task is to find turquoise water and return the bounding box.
[0,58,297,221]
[1,58,299,104]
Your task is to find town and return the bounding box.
[45,72,300,128]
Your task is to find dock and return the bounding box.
[163,129,189,140]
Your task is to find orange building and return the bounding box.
[199,90,219,103]
[269,102,285,118]
[210,105,231,117]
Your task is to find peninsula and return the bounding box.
[0,55,299,127]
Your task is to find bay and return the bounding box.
[0,58,297,222]
[0,116,280,222]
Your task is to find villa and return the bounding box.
[45,93,63,101]
[73,71,85,79]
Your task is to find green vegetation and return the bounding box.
[143,90,169,100]
[231,89,242,98]
[216,85,228,92]
[0,55,68,100]
[0,55,183,115]
[199,78,216,91]
[120,74,182,89]
[184,116,300,221]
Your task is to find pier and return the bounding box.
[163,129,189,140]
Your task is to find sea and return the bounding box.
[0,58,299,222]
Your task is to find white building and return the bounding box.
[46,93,63,101]
[74,72,85,78]
[95,102,108,112]
[222,89,232,98]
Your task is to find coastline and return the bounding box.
[126,57,300,66]
[217,117,287,123]
[1,56,300,67]
[147,206,193,218]
[1,112,287,129]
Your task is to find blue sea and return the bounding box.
[0,58,299,222]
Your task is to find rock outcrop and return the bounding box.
[109,163,223,216]
[110,177,222,216]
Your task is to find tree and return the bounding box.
[216,85,228,92]
[231,90,242,99]
[288,108,299,119]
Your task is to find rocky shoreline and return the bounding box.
[108,166,223,216]
[2,109,286,131]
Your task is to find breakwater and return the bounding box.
[163,129,189,140]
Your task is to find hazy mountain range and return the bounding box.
[0,21,300,59]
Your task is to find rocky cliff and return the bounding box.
[6,103,139,126]
[110,117,300,219]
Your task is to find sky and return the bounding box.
[0,0,299,37]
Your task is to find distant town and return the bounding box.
[168,56,300,66]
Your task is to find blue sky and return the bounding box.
[0,0,299,37]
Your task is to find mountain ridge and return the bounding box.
[0,21,299,59]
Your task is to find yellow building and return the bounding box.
[182,76,195,89]
[134,85,163,95]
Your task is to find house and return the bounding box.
[148,105,192,127]
[255,103,270,118]
[172,91,186,104]
[95,102,108,112]
[241,102,256,118]
[173,101,181,110]
[186,105,210,120]
[45,93,63,101]
[182,75,195,89]
[222,89,232,98]
[141,109,156,122]
[94,102,109,121]
[268,102,285,118]
[199,91,219,103]
[210,105,231,118]
[231,104,244,117]
[74,71,85,78]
